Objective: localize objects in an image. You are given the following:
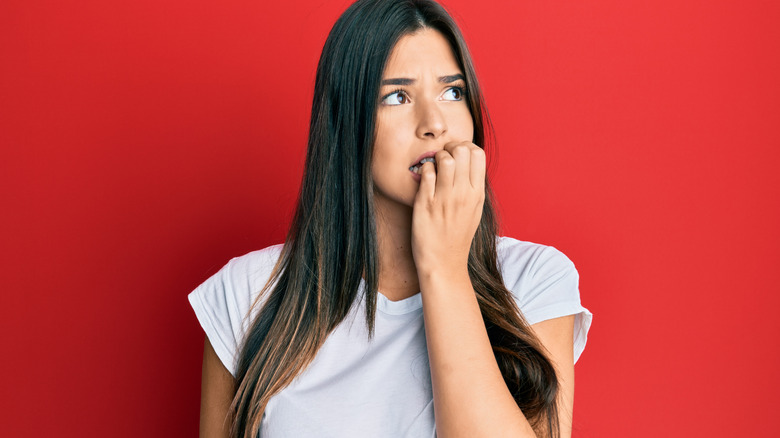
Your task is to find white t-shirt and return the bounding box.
[188,236,592,437]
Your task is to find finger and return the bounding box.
[447,142,472,190]
[417,160,436,201]
[469,145,486,191]
[434,149,455,197]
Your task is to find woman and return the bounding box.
[189,0,592,437]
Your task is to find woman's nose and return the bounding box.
[415,100,447,139]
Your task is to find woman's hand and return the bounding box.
[411,141,486,275]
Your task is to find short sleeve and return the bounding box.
[188,244,284,377]
[498,237,593,363]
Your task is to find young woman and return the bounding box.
[189,1,592,437]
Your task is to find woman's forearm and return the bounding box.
[419,267,537,438]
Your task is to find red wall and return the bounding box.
[2,0,778,436]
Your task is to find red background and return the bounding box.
[2,0,779,436]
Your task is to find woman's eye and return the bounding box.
[442,87,464,101]
[382,91,409,105]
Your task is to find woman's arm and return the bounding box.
[530,315,576,437]
[419,269,537,437]
[199,337,236,438]
[412,142,576,436]
[413,142,531,437]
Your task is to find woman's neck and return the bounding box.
[374,200,420,302]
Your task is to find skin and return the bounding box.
[198,27,576,438]
[199,338,234,438]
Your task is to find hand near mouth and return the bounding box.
[410,140,486,276]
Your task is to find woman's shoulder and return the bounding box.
[224,243,286,281]
[495,236,582,319]
[213,243,287,304]
[496,235,577,278]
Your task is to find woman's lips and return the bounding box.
[409,150,439,183]
[409,150,438,168]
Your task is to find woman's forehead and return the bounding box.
[383,28,462,79]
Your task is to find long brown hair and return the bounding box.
[229,1,559,436]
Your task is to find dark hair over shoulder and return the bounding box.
[230,1,560,437]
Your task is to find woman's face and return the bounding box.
[372,28,474,212]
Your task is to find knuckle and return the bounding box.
[439,155,455,167]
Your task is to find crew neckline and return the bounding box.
[358,278,423,315]
[377,290,422,315]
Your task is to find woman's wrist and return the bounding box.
[416,262,471,292]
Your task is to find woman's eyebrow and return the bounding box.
[438,73,465,84]
[381,73,465,86]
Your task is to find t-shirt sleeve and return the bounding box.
[188,258,246,377]
[500,239,593,363]
[188,245,283,377]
